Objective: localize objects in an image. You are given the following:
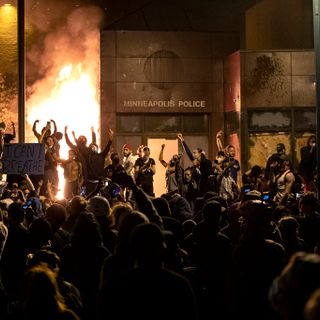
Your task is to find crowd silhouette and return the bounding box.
[0,121,318,320]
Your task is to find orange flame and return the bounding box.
[26,63,100,199]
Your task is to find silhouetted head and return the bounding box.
[130,223,165,268]
[78,135,87,146]
[55,132,63,141]
[270,252,320,320]
[89,143,99,153]
[202,200,222,228]
[308,135,316,147]
[226,145,236,158]
[111,152,120,165]
[250,165,262,178]
[123,144,132,157]
[46,203,67,231]
[276,143,285,154]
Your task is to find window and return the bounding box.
[144,115,181,132]
[116,114,209,134]
[248,111,291,131]
[294,110,316,130]
[183,115,208,133]
[117,115,142,133]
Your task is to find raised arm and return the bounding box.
[177,133,194,162]
[22,173,36,192]
[64,126,76,149]
[159,144,167,168]
[36,179,43,197]
[126,176,163,228]
[91,126,97,145]
[100,129,114,158]
[32,120,41,141]
[72,130,79,145]
[38,122,51,143]
[51,119,57,135]
[216,130,224,152]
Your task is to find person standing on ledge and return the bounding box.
[299,135,316,191]
[134,146,156,197]
[177,133,212,195]
[265,143,287,182]
[223,145,241,185]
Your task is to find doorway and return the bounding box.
[147,138,179,197]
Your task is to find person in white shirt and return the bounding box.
[122,144,137,180]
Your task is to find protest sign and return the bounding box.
[2,143,45,175]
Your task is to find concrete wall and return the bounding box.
[242,51,316,108]
[245,0,313,50]
[238,50,316,170]
[100,30,225,156]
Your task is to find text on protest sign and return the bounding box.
[2,143,45,175]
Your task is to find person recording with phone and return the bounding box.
[134,146,156,197]
[32,120,50,143]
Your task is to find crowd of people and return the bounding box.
[0,121,318,319]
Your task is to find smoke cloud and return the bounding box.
[27,5,104,86]
[25,5,104,140]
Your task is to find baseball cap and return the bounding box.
[123,144,132,150]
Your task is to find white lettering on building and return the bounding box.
[123,100,206,108]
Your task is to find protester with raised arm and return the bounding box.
[177,133,212,195]
[159,143,183,194]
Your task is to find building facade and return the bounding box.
[224,50,316,171]
[100,30,227,165]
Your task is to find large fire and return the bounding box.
[26,63,100,199]
[24,6,103,199]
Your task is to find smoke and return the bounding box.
[27,5,104,84]
[25,5,104,140]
